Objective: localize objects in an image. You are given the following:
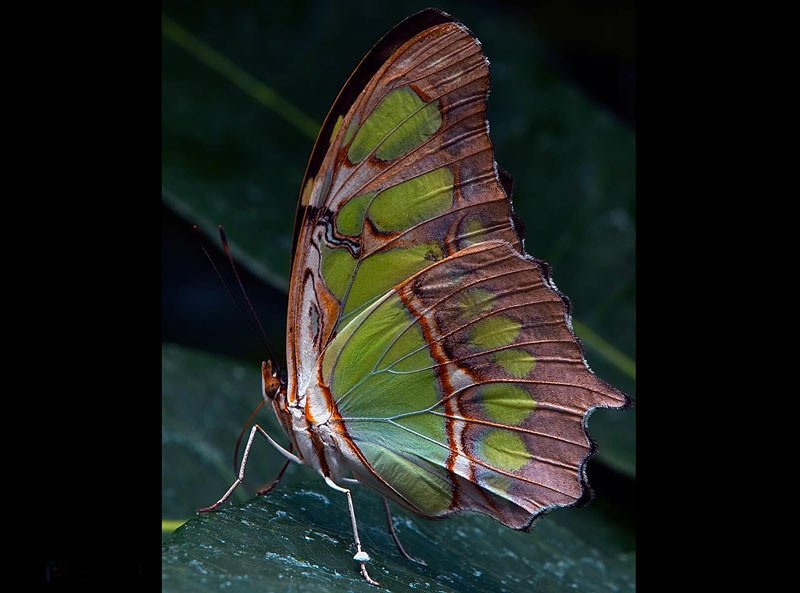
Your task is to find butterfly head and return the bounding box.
[261,359,297,448]
[261,359,285,402]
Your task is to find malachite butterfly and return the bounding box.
[200,8,630,586]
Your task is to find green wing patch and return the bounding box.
[348,87,442,164]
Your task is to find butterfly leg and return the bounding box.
[324,476,380,586]
[256,458,291,496]
[198,424,301,513]
[382,498,427,566]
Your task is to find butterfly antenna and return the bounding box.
[217,226,281,373]
[233,400,265,473]
[191,225,279,372]
[192,226,272,353]
[192,228,282,477]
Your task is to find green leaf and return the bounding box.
[163,344,633,592]
[161,2,634,475]
[163,492,634,593]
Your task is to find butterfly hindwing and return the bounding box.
[318,241,626,528]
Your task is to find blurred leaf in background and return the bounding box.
[162,1,635,590]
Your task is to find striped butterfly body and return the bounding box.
[201,8,629,586]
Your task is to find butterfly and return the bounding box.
[199,8,630,586]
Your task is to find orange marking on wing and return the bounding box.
[396,285,462,510]
[316,275,343,346]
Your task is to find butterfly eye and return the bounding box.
[264,379,281,400]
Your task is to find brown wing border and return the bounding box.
[514,251,633,531]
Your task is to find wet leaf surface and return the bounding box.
[163,490,635,593]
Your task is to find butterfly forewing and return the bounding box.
[287,15,520,404]
[316,241,626,528]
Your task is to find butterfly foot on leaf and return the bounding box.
[406,554,427,567]
[359,563,380,587]
[196,503,220,514]
[354,552,380,586]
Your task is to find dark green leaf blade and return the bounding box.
[163,492,634,593]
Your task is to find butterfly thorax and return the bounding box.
[265,359,354,483]
[261,360,306,464]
